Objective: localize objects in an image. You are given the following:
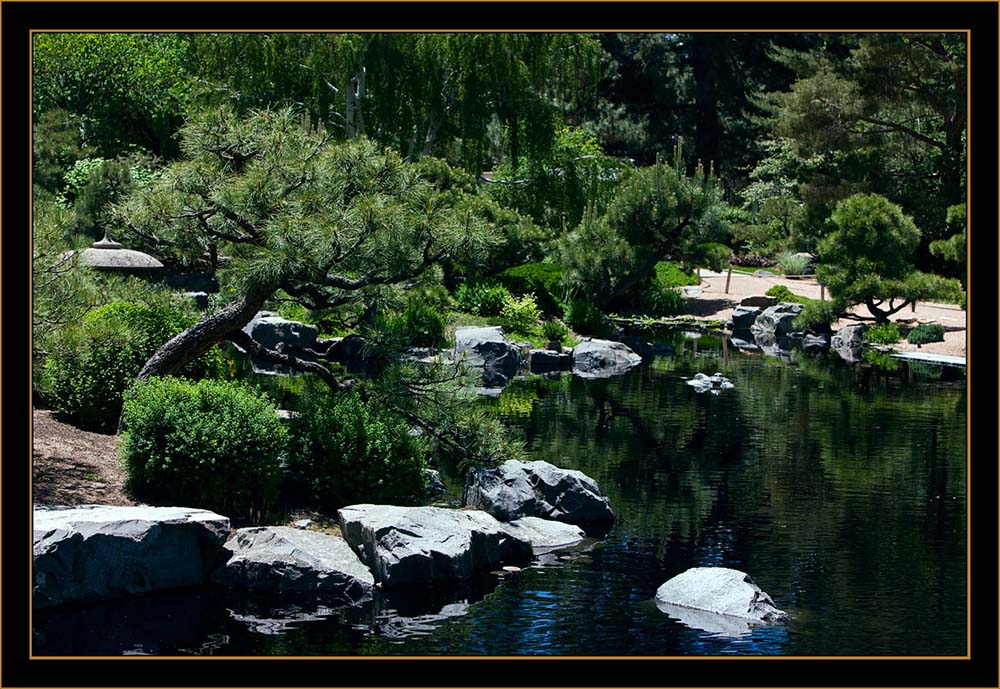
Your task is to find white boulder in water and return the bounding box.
[655,567,787,634]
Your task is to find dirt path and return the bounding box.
[32,409,135,506]
[686,270,967,358]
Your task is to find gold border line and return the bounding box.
[26,27,973,664]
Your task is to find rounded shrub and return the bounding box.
[42,301,224,431]
[394,302,447,347]
[565,299,606,337]
[906,323,945,346]
[777,251,812,276]
[119,377,286,524]
[498,293,541,334]
[288,389,428,510]
[454,280,512,317]
[864,321,902,345]
[541,319,567,343]
[495,262,565,315]
[765,284,810,305]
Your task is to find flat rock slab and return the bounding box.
[500,517,586,552]
[655,567,787,626]
[33,505,230,609]
[890,351,966,368]
[464,459,615,524]
[572,338,642,379]
[338,505,532,588]
[212,526,374,604]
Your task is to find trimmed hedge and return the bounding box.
[495,262,565,315]
[288,389,428,510]
[119,377,286,524]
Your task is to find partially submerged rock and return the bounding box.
[728,305,761,332]
[463,459,615,524]
[655,567,787,632]
[454,326,522,388]
[33,505,230,608]
[831,323,867,363]
[212,526,374,604]
[500,517,586,552]
[750,303,806,344]
[685,372,734,395]
[572,338,642,379]
[337,504,532,588]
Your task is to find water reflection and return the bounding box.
[34,336,966,656]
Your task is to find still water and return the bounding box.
[33,337,967,656]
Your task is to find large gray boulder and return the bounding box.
[727,306,761,332]
[500,517,586,552]
[571,338,642,379]
[454,326,522,388]
[337,505,532,588]
[463,459,615,524]
[655,567,787,627]
[750,302,806,341]
[242,311,318,351]
[211,526,374,604]
[33,505,230,608]
[240,311,320,375]
[831,323,867,363]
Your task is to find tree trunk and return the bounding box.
[602,250,666,309]
[136,288,272,381]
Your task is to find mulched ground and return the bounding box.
[32,409,136,507]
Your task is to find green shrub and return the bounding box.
[864,322,901,345]
[565,299,606,336]
[495,262,565,315]
[906,323,945,345]
[654,261,699,288]
[793,300,844,332]
[777,251,811,276]
[499,294,541,334]
[642,285,686,317]
[454,280,512,317]
[765,284,810,305]
[541,320,567,343]
[289,389,427,510]
[393,302,447,347]
[42,301,224,431]
[120,377,286,524]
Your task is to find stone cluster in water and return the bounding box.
[685,372,734,395]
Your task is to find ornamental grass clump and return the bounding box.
[119,377,286,524]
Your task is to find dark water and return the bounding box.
[33,338,967,656]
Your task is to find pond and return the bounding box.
[33,336,967,656]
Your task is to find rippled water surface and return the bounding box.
[34,338,967,656]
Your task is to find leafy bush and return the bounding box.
[793,300,844,332]
[120,377,286,524]
[499,294,541,334]
[541,320,567,343]
[654,261,699,288]
[777,251,812,276]
[864,321,901,345]
[906,323,945,345]
[391,302,447,348]
[765,285,810,305]
[42,301,224,431]
[289,389,427,510]
[495,262,565,315]
[565,299,606,336]
[454,280,513,317]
